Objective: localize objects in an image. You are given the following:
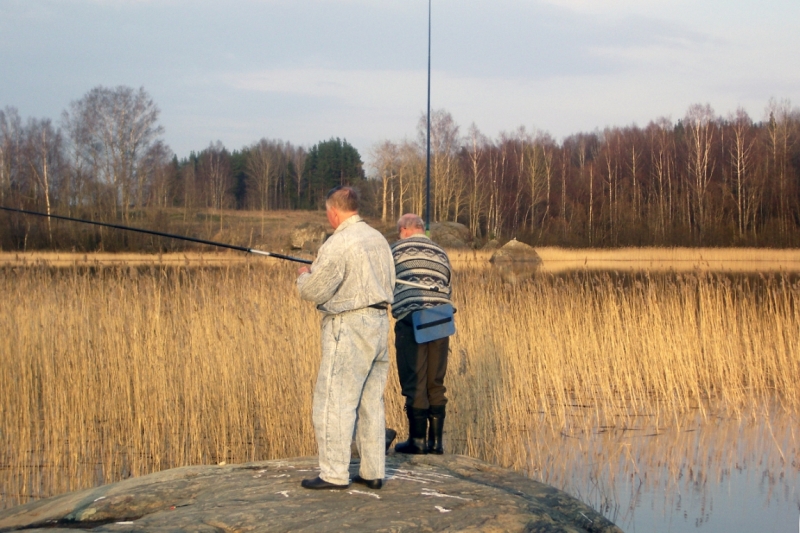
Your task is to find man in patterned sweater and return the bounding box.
[391,213,452,455]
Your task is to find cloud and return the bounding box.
[223,68,427,110]
[539,0,677,15]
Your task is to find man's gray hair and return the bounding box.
[326,186,359,212]
[397,213,425,232]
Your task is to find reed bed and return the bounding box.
[1,261,798,509]
[445,268,800,472]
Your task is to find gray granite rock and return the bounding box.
[290,223,329,253]
[430,222,472,249]
[0,454,621,533]
[490,239,543,284]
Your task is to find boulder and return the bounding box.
[290,223,329,253]
[490,239,542,284]
[430,222,471,249]
[0,454,621,533]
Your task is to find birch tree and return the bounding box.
[465,124,489,238]
[684,104,717,238]
[728,109,758,237]
[24,118,64,241]
[0,108,23,205]
[370,140,399,223]
[764,98,797,237]
[62,86,164,221]
[246,139,284,211]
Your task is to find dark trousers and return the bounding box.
[394,315,449,410]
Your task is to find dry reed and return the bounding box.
[1,260,798,509]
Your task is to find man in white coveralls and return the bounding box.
[296,186,395,490]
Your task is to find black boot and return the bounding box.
[427,405,445,454]
[394,407,428,454]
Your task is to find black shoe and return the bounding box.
[352,474,383,490]
[301,476,349,490]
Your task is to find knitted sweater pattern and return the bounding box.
[390,234,452,320]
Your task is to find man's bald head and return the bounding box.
[397,214,425,239]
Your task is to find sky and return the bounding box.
[2,0,798,168]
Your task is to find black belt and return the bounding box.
[368,302,388,310]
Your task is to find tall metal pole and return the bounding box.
[425,0,432,235]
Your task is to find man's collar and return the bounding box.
[334,213,362,233]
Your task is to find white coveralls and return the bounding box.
[297,215,395,485]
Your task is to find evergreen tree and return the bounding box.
[303,138,365,208]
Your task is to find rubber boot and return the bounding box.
[427,405,445,454]
[394,407,428,454]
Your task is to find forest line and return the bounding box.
[2,85,799,250]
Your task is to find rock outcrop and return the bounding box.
[0,454,621,532]
[490,239,543,284]
[289,223,329,253]
[430,222,471,249]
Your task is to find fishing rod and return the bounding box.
[0,205,312,264]
[0,205,439,291]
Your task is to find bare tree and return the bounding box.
[646,118,674,240]
[288,144,307,208]
[726,109,758,238]
[465,124,489,238]
[684,103,717,238]
[764,98,797,237]
[537,138,555,241]
[140,140,173,209]
[0,108,23,206]
[370,140,399,223]
[62,86,165,221]
[524,130,553,239]
[246,139,284,211]
[396,140,423,217]
[24,118,64,241]
[419,109,461,222]
[197,141,233,230]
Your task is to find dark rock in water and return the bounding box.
[290,222,329,253]
[430,222,471,249]
[0,454,621,532]
[490,239,543,284]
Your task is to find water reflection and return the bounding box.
[528,405,799,532]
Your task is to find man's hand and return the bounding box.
[297,266,311,276]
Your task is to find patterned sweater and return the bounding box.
[390,234,452,320]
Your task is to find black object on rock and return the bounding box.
[351,475,383,490]
[385,428,397,452]
[300,477,348,490]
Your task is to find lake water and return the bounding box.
[532,405,799,532]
